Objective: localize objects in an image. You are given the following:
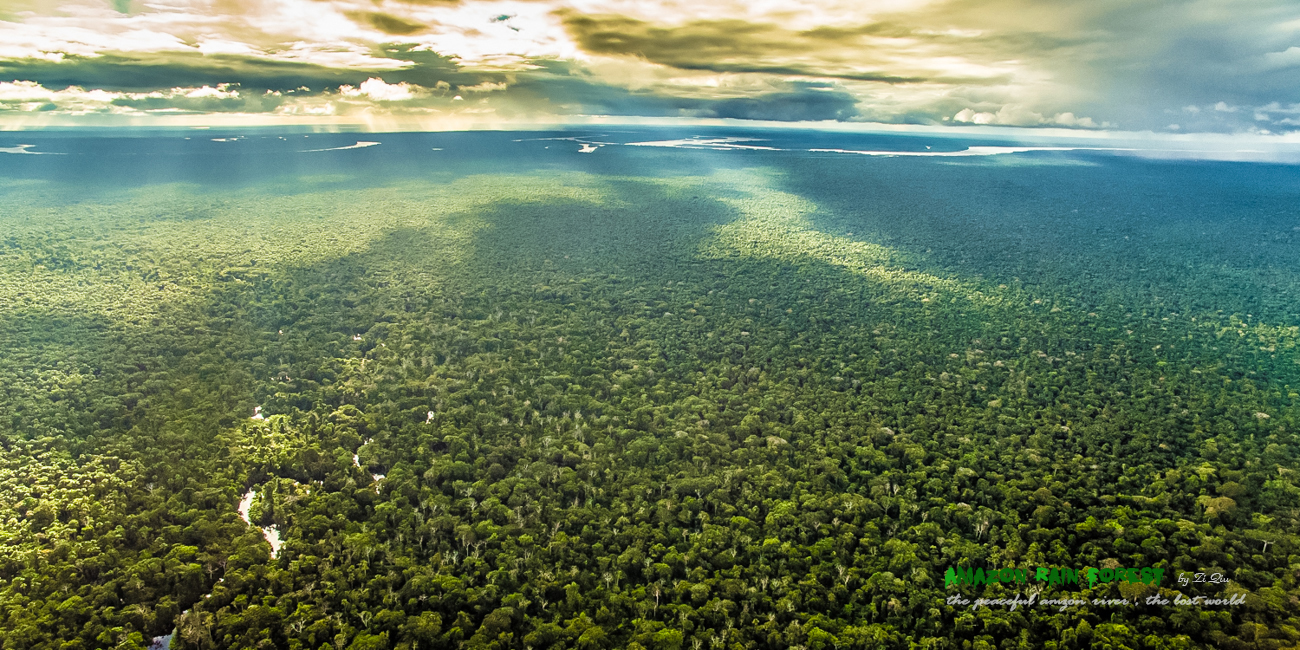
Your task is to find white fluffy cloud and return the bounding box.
[0,80,113,103]
[952,106,1100,128]
[339,78,421,102]
[0,80,248,114]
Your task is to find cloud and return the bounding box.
[952,108,994,125]
[346,12,427,36]
[1262,46,1300,70]
[484,60,859,122]
[0,80,119,113]
[339,78,423,101]
[0,51,419,93]
[0,0,1297,132]
[559,12,994,84]
[184,84,241,100]
[0,80,270,115]
[1050,112,1097,128]
[952,105,1099,128]
[459,81,508,93]
[698,87,859,121]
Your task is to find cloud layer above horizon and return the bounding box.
[1,0,1299,133]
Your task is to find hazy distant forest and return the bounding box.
[1,139,1299,650]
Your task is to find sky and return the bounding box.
[1,0,1299,134]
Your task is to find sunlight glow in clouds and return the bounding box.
[0,0,1296,134]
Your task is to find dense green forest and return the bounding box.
[1,151,1299,650]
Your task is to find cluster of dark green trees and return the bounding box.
[1,160,1298,650]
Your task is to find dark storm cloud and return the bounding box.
[0,53,382,93]
[376,46,490,87]
[706,88,859,121]
[0,47,480,93]
[500,62,859,121]
[107,92,285,114]
[560,13,925,83]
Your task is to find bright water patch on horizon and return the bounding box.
[808,145,1114,156]
[301,140,381,153]
[4,128,1300,192]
